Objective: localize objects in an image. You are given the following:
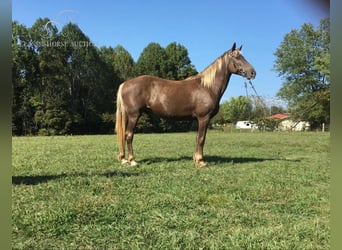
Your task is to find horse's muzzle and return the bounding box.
[247,70,256,80]
[240,69,256,80]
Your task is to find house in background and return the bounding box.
[267,113,310,131]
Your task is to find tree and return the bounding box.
[274,18,330,129]
[135,42,169,78]
[220,96,253,124]
[112,45,135,81]
[61,23,119,134]
[270,105,287,115]
[165,42,197,80]
[99,45,135,82]
[12,21,38,135]
[30,19,75,135]
[12,18,200,135]
[12,19,120,135]
[12,18,74,135]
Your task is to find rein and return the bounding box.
[244,79,268,125]
[244,79,266,110]
[245,79,261,99]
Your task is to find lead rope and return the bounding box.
[244,79,268,130]
[244,80,251,122]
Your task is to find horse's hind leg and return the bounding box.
[193,117,210,168]
[126,113,139,166]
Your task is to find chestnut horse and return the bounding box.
[115,43,256,167]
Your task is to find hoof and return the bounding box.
[196,161,208,168]
[121,159,130,166]
[121,159,138,167]
[130,160,138,167]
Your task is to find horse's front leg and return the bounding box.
[193,117,210,168]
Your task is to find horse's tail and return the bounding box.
[115,84,126,159]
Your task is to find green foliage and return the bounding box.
[12,133,330,249]
[274,18,330,129]
[99,45,135,81]
[165,42,197,80]
[270,105,287,115]
[255,118,281,132]
[135,42,197,80]
[220,96,253,124]
[135,42,169,78]
[34,108,75,135]
[12,21,40,135]
[12,19,121,135]
[12,19,199,135]
[210,108,225,126]
[212,96,272,128]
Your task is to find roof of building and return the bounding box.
[267,113,290,120]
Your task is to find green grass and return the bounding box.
[12,132,330,249]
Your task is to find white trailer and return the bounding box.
[236,121,256,129]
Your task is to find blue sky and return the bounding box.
[12,0,328,106]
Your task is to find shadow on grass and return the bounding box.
[13,157,301,185]
[12,174,67,185]
[140,155,301,165]
[12,170,139,186]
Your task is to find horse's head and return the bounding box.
[228,42,256,80]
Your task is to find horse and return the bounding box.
[115,42,256,167]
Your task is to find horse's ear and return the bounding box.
[239,45,243,51]
[231,42,236,51]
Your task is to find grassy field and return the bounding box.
[12,132,330,249]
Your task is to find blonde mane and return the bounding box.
[199,51,231,88]
[185,49,242,88]
[201,48,246,88]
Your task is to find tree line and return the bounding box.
[12,18,329,135]
[12,18,198,135]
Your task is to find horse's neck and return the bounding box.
[210,66,232,101]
